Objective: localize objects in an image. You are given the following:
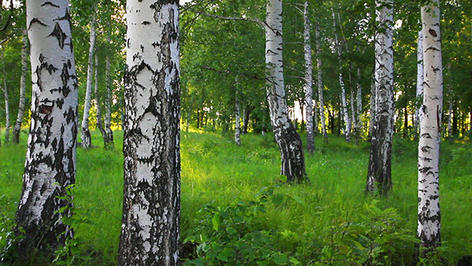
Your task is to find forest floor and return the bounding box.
[0,129,471,265]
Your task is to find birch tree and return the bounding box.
[118,1,181,265]
[104,42,113,149]
[94,54,106,142]
[81,10,96,149]
[12,30,28,144]
[303,1,314,153]
[315,23,327,142]
[235,88,241,146]
[356,68,363,136]
[2,75,9,143]
[415,30,424,138]
[265,0,306,182]
[15,0,78,256]
[418,0,443,253]
[332,10,351,142]
[366,0,394,194]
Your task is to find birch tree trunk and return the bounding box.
[356,68,363,135]
[333,10,351,142]
[303,1,314,153]
[447,100,453,138]
[418,0,443,253]
[415,30,424,139]
[118,1,181,265]
[94,54,106,141]
[15,0,78,257]
[13,30,29,144]
[369,78,375,139]
[2,77,9,143]
[265,0,306,182]
[104,47,114,149]
[81,11,96,149]
[366,0,394,194]
[235,88,241,146]
[315,23,327,142]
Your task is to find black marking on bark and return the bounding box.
[428,29,437,37]
[41,2,60,8]
[48,23,67,49]
[28,18,47,29]
[55,9,72,22]
[142,21,151,25]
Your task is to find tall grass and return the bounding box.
[0,129,471,264]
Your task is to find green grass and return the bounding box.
[1,129,471,264]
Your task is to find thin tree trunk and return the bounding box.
[265,0,307,182]
[315,23,327,143]
[303,1,314,153]
[403,106,408,138]
[81,11,97,149]
[356,67,363,137]
[415,30,424,139]
[2,76,9,144]
[418,0,443,253]
[94,54,106,142]
[119,1,181,265]
[366,0,394,194]
[350,72,356,135]
[333,10,351,142]
[15,0,78,258]
[104,46,114,149]
[369,77,375,140]
[235,88,241,146]
[13,30,28,144]
[242,106,251,134]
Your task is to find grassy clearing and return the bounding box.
[0,129,471,264]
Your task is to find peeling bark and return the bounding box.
[418,0,443,253]
[366,0,394,194]
[118,1,181,265]
[303,1,314,153]
[81,11,97,149]
[15,0,78,258]
[13,30,29,144]
[265,0,306,182]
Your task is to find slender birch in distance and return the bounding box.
[235,88,241,146]
[118,1,181,265]
[2,76,9,143]
[418,0,443,252]
[15,0,78,256]
[366,0,394,194]
[265,0,307,182]
[104,44,114,148]
[303,1,314,153]
[13,30,29,144]
[81,11,97,149]
[332,10,351,142]
[315,23,327,142]
[356,68,363,135]
[94,54,106,141]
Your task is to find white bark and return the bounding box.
[356,68,363,134]
[303,1,314,152]
[104,45,114,148]
[332,10,350,142]
[119,1,181,265]
[265,0,306,181]
[13,30,28,144]
[367,0,394,193]
[235,89,241,146]
[369,78,375,138]
[94,54,106,141]
[2,77,9,143]
[81,11,97,149]
[418,0,443,251]
[447,100,453,137]
[16,0,78,255]
[315,23,327,139]
[415,30,424,137]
